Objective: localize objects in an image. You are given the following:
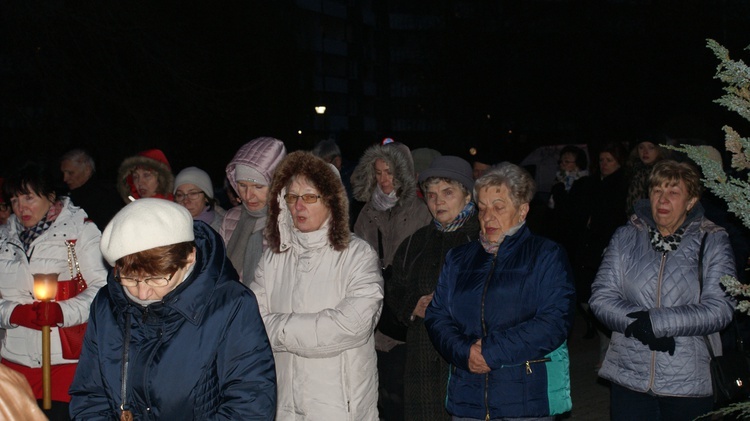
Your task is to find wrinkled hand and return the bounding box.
[624,311,655,345]
[412,293,434,320]
[34,301,63,327]
[468,339,490,374]
[10,304,41,330]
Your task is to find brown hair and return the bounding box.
[649,160,702,200]
[116,241,195,276]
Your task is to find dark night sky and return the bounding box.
[3,1,750,185]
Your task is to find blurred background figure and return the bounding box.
[116,148,175,203]
[387,156,478,420]
[627,138,667,214]
[576,142,629,364]
[311,138,356,228]
[590,160,735,421]
[71,199,276,420]
[0,179,11,226]
[350,141,432,421]
[252,151,382,420]
[546,145,593,254]
[410,147,442,179]
[0,162,107,420]
[221,137,286,285]
[425,163,575,420]
[59,148,121,230]
[173,166,225,233]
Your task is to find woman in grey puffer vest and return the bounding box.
[590,160,735,421]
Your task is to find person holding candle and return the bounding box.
[0,161,107,420]
[70,199,277,420]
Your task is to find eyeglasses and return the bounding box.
[0,204,8,212]
[115,270,176,287]
[175,190,205,202]
[283,193,322,205]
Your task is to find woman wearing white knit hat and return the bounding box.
[174,166,226,233]
[69,198,276,419]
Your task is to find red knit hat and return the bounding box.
[138,149,171,171]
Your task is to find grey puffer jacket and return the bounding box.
[590,200,735,397]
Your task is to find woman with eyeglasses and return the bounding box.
[251,151,383,420]
[221,137,287,286]
[173,166,226,232]
[69,199,277,420]
[0,162,107,420]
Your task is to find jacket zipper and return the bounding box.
[524,358,552,374]
[480,257,496,421]
[648,252,667,390]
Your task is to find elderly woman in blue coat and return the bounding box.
[69,199,276,420]
[590,160,735,421]
[425,162,575,420]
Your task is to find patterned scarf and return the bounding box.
[649,226,685,253]
[370,185,399,211]
[435,201,475,232]
[18,200,63,252]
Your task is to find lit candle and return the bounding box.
[32,273,58,410]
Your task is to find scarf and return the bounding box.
[649,226,685,253]
[479,221,525,255]
[554,169,589,192]
[370,185,399,211]
[226,206,267,286]
[435,201,476,232]
[18,200,63,253]
[194,205,216,226]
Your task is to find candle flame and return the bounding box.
[33,274,58,301]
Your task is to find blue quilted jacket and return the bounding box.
[69,222,277,420]
[590,200,736,397]
[425,224,575,419]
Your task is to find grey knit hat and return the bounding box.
[418,155,474,193]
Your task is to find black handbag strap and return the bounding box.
[121,312,132,414]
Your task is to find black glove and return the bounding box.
[624,311,655,345]
[648,336,676,356]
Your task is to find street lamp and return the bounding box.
[314,105,326,115]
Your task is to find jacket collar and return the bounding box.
[109,222,227,326]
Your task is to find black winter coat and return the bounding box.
[387,214,480,420]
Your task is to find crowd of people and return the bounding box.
[0,136,742,420]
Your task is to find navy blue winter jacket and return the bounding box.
[69,222,276,420]
[425,225,575,419]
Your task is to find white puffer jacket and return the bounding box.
[590,200,735,397]
[251,190,383,420]
[0,198,107,367]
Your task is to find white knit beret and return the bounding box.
[174,166,214,199]
[100,198,195,266]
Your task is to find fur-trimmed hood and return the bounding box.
[266,151,350,252]
[117,149,174,203]
[350,142,417,204]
